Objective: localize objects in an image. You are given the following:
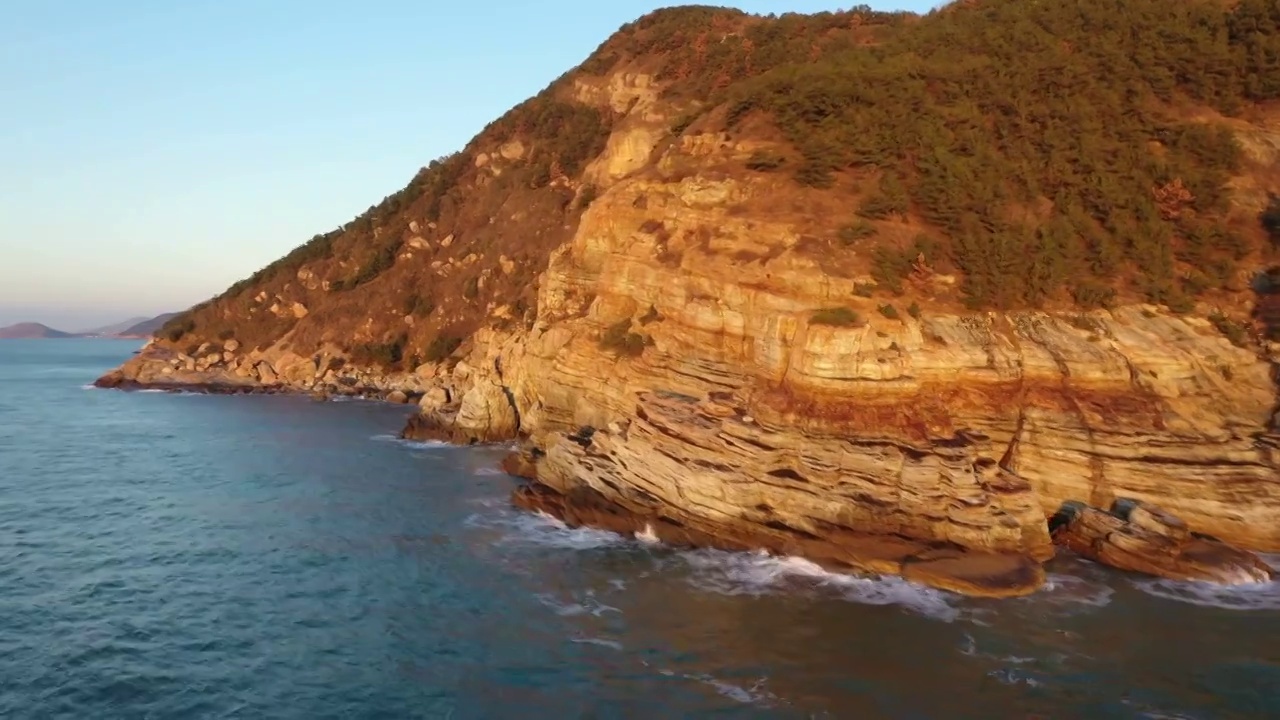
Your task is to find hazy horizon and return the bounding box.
[0,0,935,330]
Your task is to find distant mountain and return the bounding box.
[78,316,150,336]
[117,312,179,338]
[0,323,77,339]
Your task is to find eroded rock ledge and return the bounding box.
[513,475,1046,599]
[1051,499,1275,585]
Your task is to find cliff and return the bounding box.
[98,1,1280,595]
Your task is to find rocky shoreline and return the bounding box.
[100,314,1279,598]
[92,167,1280,601]
[93,341,428,405]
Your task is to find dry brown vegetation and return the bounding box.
[159,0,1280,366]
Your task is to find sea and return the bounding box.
[1,338,1277,719]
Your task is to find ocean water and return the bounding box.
[1,339,1278,719]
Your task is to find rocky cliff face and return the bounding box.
[416,157,1280,595]
[99,4,1280,596]
[102,132,1280,594]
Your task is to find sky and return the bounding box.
[0,0,938,331]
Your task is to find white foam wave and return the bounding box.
[663,672,777,706]
[1027,573,1116,609]
[1132,577,1280,611]
[1120,698,1202,720]
[986,668,1044,688]
[464,509,629,551]
[635,523,660,545]
[370,433,449,449]
[472,466,508,476]
[535,592,620,617]
[959,633,1051,667]
[680,549,961,621]
[570,636,624,650]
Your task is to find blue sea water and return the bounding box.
[1,339,1278,719]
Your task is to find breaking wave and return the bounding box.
[1025,573,1116,610]
[464,508,630,551]
[679,549,962,622]
[370,433,450,450]
[1132,577,1280,611]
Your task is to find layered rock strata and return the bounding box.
[1051,499,1275,584]
[99,156,1280,598]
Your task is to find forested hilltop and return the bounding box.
[159,0,1280,367]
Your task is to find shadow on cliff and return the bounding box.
[1252,266,1280,430]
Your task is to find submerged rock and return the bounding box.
[1050,499,1275,585]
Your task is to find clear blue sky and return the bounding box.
[0,0,937,330]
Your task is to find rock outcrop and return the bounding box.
[1051,499,1275,584]
[95,343,432,404]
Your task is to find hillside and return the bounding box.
[118,313,179,338]
[0,323,77,339]
[150,0,1280,365]
[102,0,1280,597]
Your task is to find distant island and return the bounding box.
[0,323,79,339]
[0,312,178,340]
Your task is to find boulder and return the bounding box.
[1050,499,1275,585]
[273,354,317,386]
[455,381,520,441]
[256,361,279,385]
[224,339,240,353]
[419,386,453,413]
[386,390,409,404]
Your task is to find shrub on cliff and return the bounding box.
[160,316,195,343]
[351,335,407,368]
[1209,311,1251,348]
[857,173,910,220]
[404,294,436,317]
[810,307,861,327]
[837,222,876,246]
[709,0,1278,309]
[745,151,786,172]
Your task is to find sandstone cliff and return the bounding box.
[99,3,1280,595]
